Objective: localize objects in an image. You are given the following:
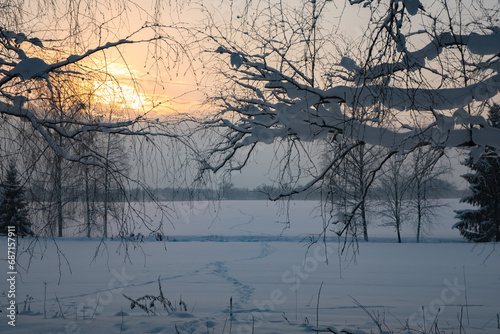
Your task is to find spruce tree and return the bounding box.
[454,104,500,242]
[0,162,34,237]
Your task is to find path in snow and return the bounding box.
[227,203,256,234]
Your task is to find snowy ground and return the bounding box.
[1,199,499,334]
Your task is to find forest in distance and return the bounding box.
[130,180,464,202]
[19,176,463,202]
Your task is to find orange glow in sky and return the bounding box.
[89,61,203,116]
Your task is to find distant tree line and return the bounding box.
[0,153,490,242]
[131,179,462,203]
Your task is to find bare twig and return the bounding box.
[351,296,382,334]
[91,293,101,319]
[316,281,324,333]
[54,293,65,319]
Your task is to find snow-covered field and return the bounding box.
[1,199,499,334]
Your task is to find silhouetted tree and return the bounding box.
[408,147,449,243]
[454,104,500,242]
[378,155,412,243]
[0,162,34,237]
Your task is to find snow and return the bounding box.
[236,29,500,148]
[230,69,500,152]
[326,74,500,111]
[66,55,81,63]
[468,32,500,56]
[10,58,49,80]
[403,0,421,16]
[339,57,359,72]
[231,53,243,69]
[1,199,499,334]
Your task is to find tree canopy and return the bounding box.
[196,0,500,238]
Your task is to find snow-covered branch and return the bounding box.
[198,0,500,224]
[0,100,182,166]
[0,19,194,168]
[205,45,500,157]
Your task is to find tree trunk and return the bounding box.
[103,135,111,239]
[85,167,91,238]
[416,198,422,243]
[395,184,402,243]
[103,164,109,239]
[55,154,63,238]
[396,194,401,243]
[361,201,368,242]
[396,217,402,243]
[359,147,368,242]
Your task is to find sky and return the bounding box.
[109,0,473,189]
[21,0,376,117]
[20,0,493,190]
[64,0,373,116]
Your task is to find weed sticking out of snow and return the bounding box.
[123,276,188,316]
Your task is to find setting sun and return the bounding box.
[89,61,202,116]
[91,62,148,112]
[93,79,147,112]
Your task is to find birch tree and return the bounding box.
[408,147,450,242]
[0,3,202,280]
[377,155,412,243]
[322,135,382,242]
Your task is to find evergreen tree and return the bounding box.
[0,162,34,237]
[454,104,500,242]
